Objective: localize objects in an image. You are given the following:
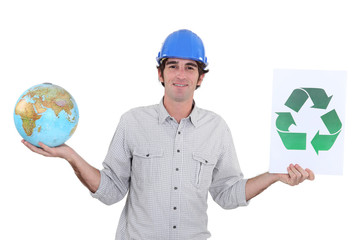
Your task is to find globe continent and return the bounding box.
[14,83,79,147]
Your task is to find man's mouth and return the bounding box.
[173,83,188,87]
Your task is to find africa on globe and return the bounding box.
[14,83,79,147]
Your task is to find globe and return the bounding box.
[14,83,79,147]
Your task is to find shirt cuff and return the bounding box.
[90,170,109,199]
[237,178,250,206]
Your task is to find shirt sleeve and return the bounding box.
[90,115,131,205]
[209,121,249,209]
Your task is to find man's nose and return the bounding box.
[176,66,186,79]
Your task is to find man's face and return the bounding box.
[158,58,204,103]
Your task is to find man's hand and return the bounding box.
[21,139,101,193]
[277,164,315,186]
[245,164,315,201]
[22,140,74,160]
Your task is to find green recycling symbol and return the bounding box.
[276,88,342,155]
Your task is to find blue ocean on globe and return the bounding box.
[14,83,79,147]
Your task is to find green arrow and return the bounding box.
[285,88,332,112]
[311,109,342,155]
[311,131,340,155]
[275,112,296,131]
[285,89,308,112]
[302,88,332,110]
[321,109,342,134]
[277,131,307,150]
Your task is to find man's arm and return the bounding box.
[22,140,101,193]
[245,164,315,201]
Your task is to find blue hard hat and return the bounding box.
[156,29,208,67]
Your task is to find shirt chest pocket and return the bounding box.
[132,148,163,186]
[192,152,217,190]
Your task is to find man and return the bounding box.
[23,29,314,240]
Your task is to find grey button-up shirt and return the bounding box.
[91,99,248,240]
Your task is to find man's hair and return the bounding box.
[157,58,209,90]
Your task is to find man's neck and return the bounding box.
[163,96,194,123]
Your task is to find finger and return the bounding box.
[287,165,298,186]
[22,140,39,152]
[22,140,52,157]
[287,165,296,178]
[38,142,59,157]
[290,164,304,185]
[305,168,315,180]
[27,143,50,156]
[38,142,52,152]
[294,164,309,183]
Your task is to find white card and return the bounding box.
[269,69,346,175]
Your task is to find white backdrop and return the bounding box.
[1,1,359,239]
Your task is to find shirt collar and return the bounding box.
[188,102,199,128]
[158,98,171,124]
[158,98,200,128]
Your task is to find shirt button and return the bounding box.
[175,168,179,171]
[178,131,181,134]
[174,187,178,190]
[173,207,177,210]
[173,226,177,229]
[177,149,180,153]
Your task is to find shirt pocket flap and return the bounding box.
[192,152,216,165]
[133,148,163,159]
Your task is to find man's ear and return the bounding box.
[158,68,164,83]
[196,73,205,88]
